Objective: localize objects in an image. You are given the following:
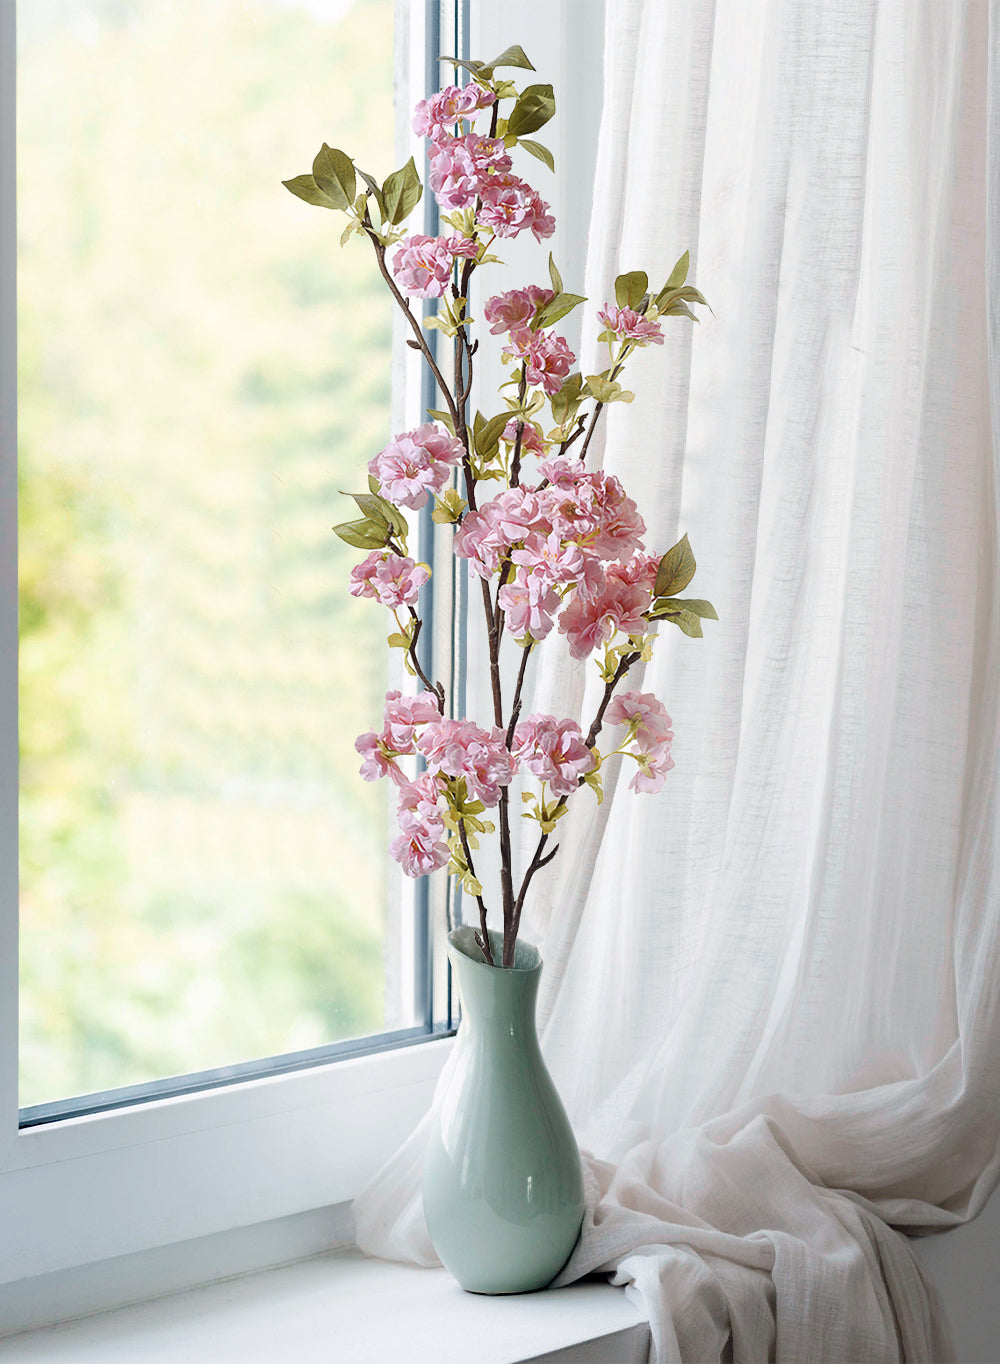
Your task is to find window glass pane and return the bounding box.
[17,0,399,1107]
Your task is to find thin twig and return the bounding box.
[458,818,493,965]
[405,609,446,711]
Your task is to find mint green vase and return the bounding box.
[423,926,585,1294]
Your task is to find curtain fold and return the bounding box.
[355,1,1000,1357]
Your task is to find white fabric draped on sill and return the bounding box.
[355,1,1000,1359]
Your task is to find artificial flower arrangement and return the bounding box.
[284,45,716,971]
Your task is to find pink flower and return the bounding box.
[513,714,595,797]
[417,719,516,806]
[479,177,555,241]
[611,553,660,593]
[483,286,554,336]
[383,690,441,751]
[355,730,407,786]
[369,423,464,510]
[446,234,480,259]
[545,469,645,561]
[629,746,675,793]
[391,809,450,877]
[497,569,561,641]
[597,305,664,346]
[605,691,673,750]
[396,771,446,826]
[453,487,549,578]
[605,692,675,793]
[427,134,512,210]
[349,552,429,609]
[520,333,575,395]
[510,531,584,586]
[504,330,575,396]
[391,235,454,298]
[412,84,496,138]
[558,572,650,659]
[500,419,547,458]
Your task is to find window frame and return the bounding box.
[0,0,604,1311]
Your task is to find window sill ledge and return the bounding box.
[0,1249,651,1364]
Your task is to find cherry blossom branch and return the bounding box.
[362,216,460,432]
[457,817,493,964]
[510,369,528,488]
[505,643,533,748]
[405,608,446,712]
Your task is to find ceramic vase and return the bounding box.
[422,925,585,1294]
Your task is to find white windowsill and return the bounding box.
[0,1249,651,1364]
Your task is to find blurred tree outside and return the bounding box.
[18,0,397,1105]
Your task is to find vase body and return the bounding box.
[423,926,585,1294]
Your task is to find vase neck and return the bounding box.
[449,932,542,1041]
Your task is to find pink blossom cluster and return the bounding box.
[412,84,496,138]
[504,329,575,395]
[483,286,553,335]
[453,458,649,650]
[349,551,429,609]
[501,418,547,458]
[605,691,675,793]
[417,718,516,807]
[428,134,512,211]
[392,233,481,298]
[369,423,465,510]
[356,690,442,787]
[392,772,449,877]
[513,714,594,796]
[414,85,556,240]
[597,305,664,346]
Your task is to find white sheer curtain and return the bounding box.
[356,1,1000,1358]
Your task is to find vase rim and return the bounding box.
[447,925,541,973]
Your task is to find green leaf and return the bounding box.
[382,157,423,225]
[426,408,457,435]
[548,253,563,297]
[312,144,356,211]
[356,167,386,218]
[386,632,411,650]
[550,372,584,426]
[506,84,556,138]
[476,412,510,457]
[368,473,381,495]
[664,608,703,638]
[282,174,340,210]
[535,292,586,329]
[585,373,633,404]
[664,250,689,290]
[654,533,696,597]
[662,597,717,620]
[348,492,390,528]
[483,44,535,73]
[615,271,648,310]
[517,138,554,172]
[438,55,486,74]
[333,518,391,550]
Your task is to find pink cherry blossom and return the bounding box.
[412,84,496,138]
[383,690,441,751]
[349,552,429,609]
[446,234,481,260]
[453,487,549,578]
[497,569,561,641]
[355,730,407,786]
[500,419,547,458]
[391,808,450,877]
[391,234,455,298]
[513,714,595,797]
[396,771,446,826]
[483,286,554,336]
[417,719,516,806]
[427,134,512,210]
[605,691,673,748]
[611,553,660,593]
[510,531,584,586]
[369,423,464,511]
[629,746,675,793]
[558,572,650,659]
[479,177,555,241]
[597,305,664,346]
